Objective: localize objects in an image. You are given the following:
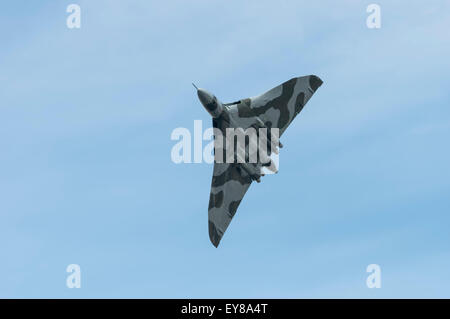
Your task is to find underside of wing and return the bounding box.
[208,162,252,247]
[232,75,323,135]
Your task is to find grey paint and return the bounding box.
[196,75,323,247]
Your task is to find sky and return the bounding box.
[1,0,449,298]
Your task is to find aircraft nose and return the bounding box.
[197,89,212,106]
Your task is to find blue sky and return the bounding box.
[1,0,449,298]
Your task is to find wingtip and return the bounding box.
[309,75,323,92]
[209,221,222,248]
[210,235,220,248]
[211,240,220,248]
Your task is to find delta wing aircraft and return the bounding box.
[194,75,323,247]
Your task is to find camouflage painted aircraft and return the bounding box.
[194,75,323,247]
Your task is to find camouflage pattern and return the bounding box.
[199,75,323,247]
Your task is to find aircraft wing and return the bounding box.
[208,118,253,247]
[233,75,323,135]
[208,162,252,247]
